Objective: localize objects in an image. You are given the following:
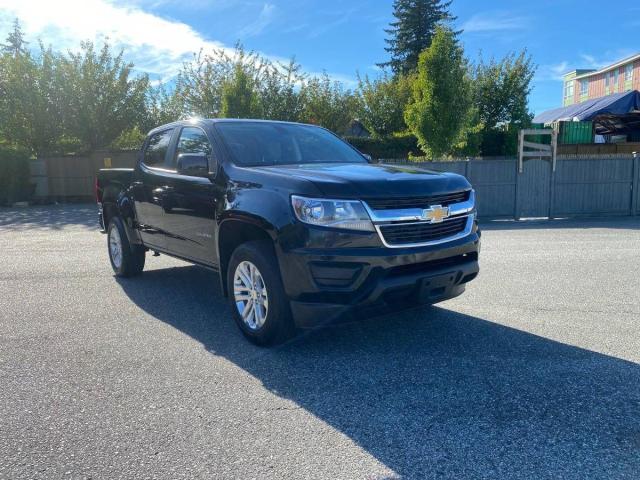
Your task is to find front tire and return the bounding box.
[227,241,293,346]
[107,217,145,277]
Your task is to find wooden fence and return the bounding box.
[40,150,138,201]
[32,152,640,219]
[383,156,640,219]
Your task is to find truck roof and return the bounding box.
[147,118,317,136]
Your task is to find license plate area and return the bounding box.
[418,272,457,302]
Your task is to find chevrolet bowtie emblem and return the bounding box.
[422,205,449,223]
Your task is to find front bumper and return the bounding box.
[279,229,481,328]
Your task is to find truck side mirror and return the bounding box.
[362,153,373,163]
[177,153,209,177]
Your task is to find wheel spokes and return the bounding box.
[233,260,269,331]
[109,228,122,267]
[238,265,252,289]
[242,298,254,320]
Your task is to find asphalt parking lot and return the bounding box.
[1,204,640,479]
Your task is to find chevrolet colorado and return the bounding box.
[97,119,480,345]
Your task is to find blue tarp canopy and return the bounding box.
[533,90,640,124]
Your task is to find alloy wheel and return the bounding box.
[233,260,269,330]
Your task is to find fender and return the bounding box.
[115,191,143,245]
[216,213,279,296]
[102,181,143,246]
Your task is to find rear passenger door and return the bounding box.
[132,128,175,250]
[160,126,219,266]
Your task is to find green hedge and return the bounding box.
[0,147,32,206]
[344,134,421,160]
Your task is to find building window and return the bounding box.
[604,73,609,87]
[625,63,633,81]
[614,69,619,85]
[580,79,589,96]
[565,81,574,98]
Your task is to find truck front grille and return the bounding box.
[378,217,468,246]
[365,191,470,210]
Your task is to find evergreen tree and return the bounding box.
[379,0,456,74]
[1,19,28,57]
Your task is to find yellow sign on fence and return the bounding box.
[104,157,112,168]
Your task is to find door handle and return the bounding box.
[152,186,176,211]
[152,186,174,195]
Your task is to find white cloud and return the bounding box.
[462,12,528,33]
[307,8,356,39]
[578,50,637,70]
[537,61,570,82]
[0,0,231,78]
[0,0,355,86]
[535,48,640,86]
[237,3,276,38]
[535,49,639,84]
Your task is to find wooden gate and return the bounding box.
[516,129,557,219]
[516,158,552,218]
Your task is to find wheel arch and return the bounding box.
[103,190,142,246]
[217,217,277,297]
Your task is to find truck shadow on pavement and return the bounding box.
[117,265,640,479]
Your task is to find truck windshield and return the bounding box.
[215,122,367,167]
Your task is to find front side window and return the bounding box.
[172,126,213,168]
[216,122,367,167]
[143,129,173,167]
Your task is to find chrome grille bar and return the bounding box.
[364,190,476,248]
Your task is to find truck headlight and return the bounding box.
[291,196,375,232]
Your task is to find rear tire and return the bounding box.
[227,241,294,346]
[107,217,145,277]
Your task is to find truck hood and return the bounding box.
[254,162,471,198]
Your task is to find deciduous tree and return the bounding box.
[0,43,65,155]
[299,73,357,134]
[473,51,536,130]
[220,62,262,118]
[404,26,475,158]
[58,41,149,150]
[259,59,304,121]
[356,72,412,138]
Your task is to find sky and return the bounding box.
[0,0,638,115]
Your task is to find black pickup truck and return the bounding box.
[97,119,480,345]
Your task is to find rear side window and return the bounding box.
[143,129,173,167]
